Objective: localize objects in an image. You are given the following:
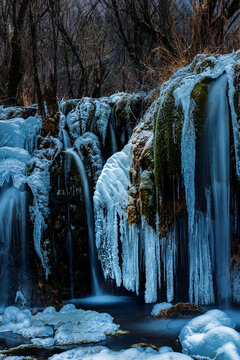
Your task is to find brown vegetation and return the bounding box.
[153,302,206,319]
[0,0,239,109]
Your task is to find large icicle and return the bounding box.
[94,144,132,288]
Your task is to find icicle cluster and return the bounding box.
[94,143,179,302]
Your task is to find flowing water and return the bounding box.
[62,129,74,298]
[66,148,102,295]
[0,184,27,306]
[205,74,231,304]
[109,109,118,154]
[62,129,102,296]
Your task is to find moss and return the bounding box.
[153,302,205,319]
[153,88,184,187]
[191,78,210,138]
[26,161,36,176]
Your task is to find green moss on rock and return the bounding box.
[153,88,184,187]
[191,78,210,138]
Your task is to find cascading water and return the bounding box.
[0,184,27,306]
[62,129,74,298]
[109,109,118,155]
[66,149,102,295]
[61,129,102,296]
[204,74,231,304]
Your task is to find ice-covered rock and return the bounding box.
[151,303,173,316]
[0,305,120,345]
[179,309,240,359]
[0,105,37,120]
[0,306,53,338]
[0,116,41,153]
[66,98,111,146]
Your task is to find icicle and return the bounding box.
[188,211,215,304]
[160,227,177,303]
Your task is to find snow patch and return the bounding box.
[151,303,173,316]
[179,309,240,359]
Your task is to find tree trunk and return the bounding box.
[6,0,30,105]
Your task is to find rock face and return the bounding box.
[46,151,91,298]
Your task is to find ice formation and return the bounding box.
[66,98,111,146]
[0,110,62,277]
[94,141,179,302]
[94,51,240,304]
[0,305,120,345]
[0,116,41,153]
[49,345,192,360]
[151,303,173,316]
[173,52,239,304]
[179,309,240,359]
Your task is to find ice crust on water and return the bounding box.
[0,306,53,338]
[31,337,55,346]
[49,345,192,360]
[0,305,120,345]
[151,303,173,316]
[179,309,240,359]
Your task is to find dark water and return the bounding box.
[71,295,186,351]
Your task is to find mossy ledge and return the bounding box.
[153,88,184,188]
